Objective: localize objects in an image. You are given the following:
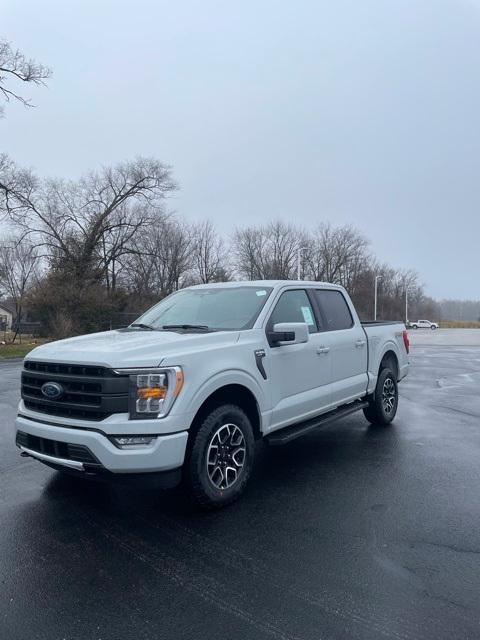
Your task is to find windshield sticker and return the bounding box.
[301,306,315,326]
[256,290,267,297]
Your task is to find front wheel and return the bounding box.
[363,368,398,426]
[184,404,255,509]
[431,325,437,330]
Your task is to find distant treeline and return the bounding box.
[435,300,480,322]
[0,155,444,338]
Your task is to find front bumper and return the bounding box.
[15,414,188,475]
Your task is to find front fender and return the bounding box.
[186,368,267,422]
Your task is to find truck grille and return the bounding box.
[16,430,100,464]
[22,361,129,421]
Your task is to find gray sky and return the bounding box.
[3,0,480,299]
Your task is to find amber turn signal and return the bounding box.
[137,387,166,400]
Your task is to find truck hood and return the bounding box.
[26,329,240,369]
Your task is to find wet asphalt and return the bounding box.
[1,330,480,640]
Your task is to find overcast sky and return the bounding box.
[2,0,480,299]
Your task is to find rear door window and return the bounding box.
[314,290,353,331]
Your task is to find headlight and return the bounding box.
[114,366,183,419]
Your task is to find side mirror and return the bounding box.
[268,322,309,346]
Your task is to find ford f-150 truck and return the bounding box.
[15,281,409,508]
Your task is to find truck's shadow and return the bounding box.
[42,418,402,521]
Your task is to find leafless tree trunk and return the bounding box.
[0,156,176,333]
[232,221,305,280]
[303,223,370,287]
[98,201,165,295]
[124,215,192,304]
[0,237,39,342]
[191,220,229,283]
[0,156,176,277]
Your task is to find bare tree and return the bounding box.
[0,40,51,117]
[0,237,39,341]
[0,157,176,334]
[191,220,229,283]
[436,299,480,322]
[125,215,192,304]
[233,221,304,280]
[98,201,165,294]
[1,147,436,332]
[0,156,176,277]
[349,261,423,321]
[303,223,370,289]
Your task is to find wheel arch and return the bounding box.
[379,349,399,381]
[189,383,262,440]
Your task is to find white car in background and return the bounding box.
[409,319,439,330]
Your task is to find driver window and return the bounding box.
[269,289,317,333]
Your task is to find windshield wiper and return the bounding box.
[129,323,155,330]
[162,324,210,332]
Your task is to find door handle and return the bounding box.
[316,346,330,355]
[355,340,366,348]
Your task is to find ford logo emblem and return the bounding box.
[41,381,64,400]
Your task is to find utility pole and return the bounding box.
[405,286,410,325]
[297,248,303,280]
[374,275,382,321]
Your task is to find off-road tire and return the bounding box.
[363,368,398,426]
[184,404,255,509]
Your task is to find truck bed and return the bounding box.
[362,320,409,392]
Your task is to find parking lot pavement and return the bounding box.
[408,327,480,346]
[1,333,480,640]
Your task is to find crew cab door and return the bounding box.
[312,289,368,406]
[265,289,332,431]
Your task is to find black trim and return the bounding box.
[21,361,129,421]
[306,288,325,332]
[24,361,106,377]
[20,452,182,488]
[267,330,295,345]
[265,400,369,445]
[254,349,267,380]
[16,430,101,464]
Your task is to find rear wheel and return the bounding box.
[363,368,398,426]
[412,324,418,329]
[184,404,255,509]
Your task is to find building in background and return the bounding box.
[0,301,14,331]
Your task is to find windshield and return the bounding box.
[132,286,273,331]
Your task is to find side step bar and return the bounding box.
[265,400,370,446]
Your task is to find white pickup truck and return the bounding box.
[15,281,409,508]
[408,319,438,330]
